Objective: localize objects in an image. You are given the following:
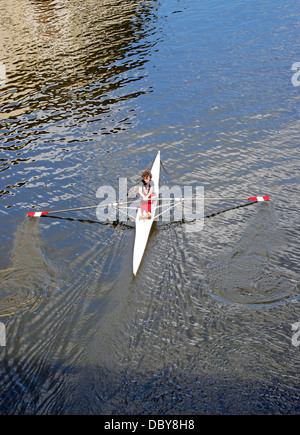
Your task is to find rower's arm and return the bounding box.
[138,186,146,200]
[146,186,153,198]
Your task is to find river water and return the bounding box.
[1,0,300,415]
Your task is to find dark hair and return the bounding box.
[142,170,152,179]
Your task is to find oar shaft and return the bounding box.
[117,197,253,203]
[47,205,99,214]
[27,202,121,217]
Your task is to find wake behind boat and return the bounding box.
[133,150,160,276]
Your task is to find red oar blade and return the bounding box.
[247,195,270,202]
[27,211,49,217]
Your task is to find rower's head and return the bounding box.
[142,170,152,184]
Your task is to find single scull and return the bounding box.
[26,149,270,276]
[133,150,160,276]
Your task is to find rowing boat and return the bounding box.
[26,149,270,276]
[133,150,160,276]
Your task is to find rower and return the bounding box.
[138,170,156,219]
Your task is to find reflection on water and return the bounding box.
[0,219,54,317]
[0,0,156,122]
[0,0,158,203]
[1,0,300,415]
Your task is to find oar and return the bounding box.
[27,201,125,217]
[158,196,270,202]
[27,195,270,218]
[247,196,270,202]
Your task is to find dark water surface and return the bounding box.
[1,0,300,414]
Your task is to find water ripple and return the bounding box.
[207,203,300,306]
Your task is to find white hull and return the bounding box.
[133,151,160,275]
